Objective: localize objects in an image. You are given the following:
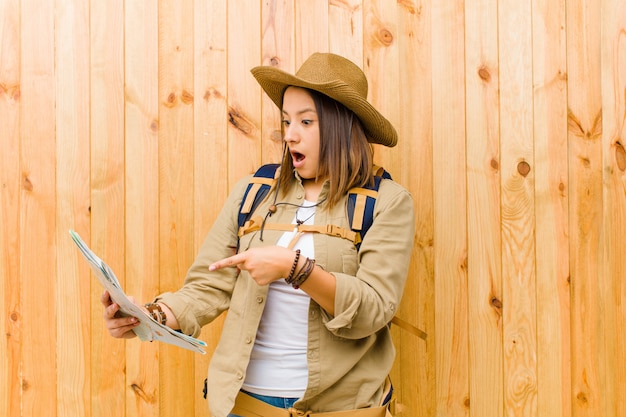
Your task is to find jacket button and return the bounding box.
[237,372,243,380]
[256,296,264,303]
[245,337,252,344]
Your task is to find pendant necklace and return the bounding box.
[287,200,322,249]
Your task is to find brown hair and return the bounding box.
[278,88,374,208]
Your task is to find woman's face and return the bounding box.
[282,86,321,180]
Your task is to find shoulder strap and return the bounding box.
[238,163,280,230]
[347,166,392,250]
[238,164,392,251]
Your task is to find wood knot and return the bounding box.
[490,158,499,170]
[150,119,159,132]
[164,92,177,107]
[576,391,588,404]
[22,175,33,192]
[377,28,394,46]
[517,161,531,177]
[10,312,18,321]
[130,383,153,403]
[270,56,280,66]
[228,106,255,136]
[270,130,282,143]
[181,89,194,104]
[490,296,502,316]
[0,84,20,101]
[478,66,491,82]
[615,141,626,171]
[203,88,224,101]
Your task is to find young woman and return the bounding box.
[102,52,415,417]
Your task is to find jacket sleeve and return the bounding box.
[322,180,415,339]
[154,176,251,338]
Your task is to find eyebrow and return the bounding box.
[281,107,317,116]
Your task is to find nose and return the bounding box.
[282,123,299,144]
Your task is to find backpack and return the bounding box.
[237,163,391,250]
[236,163,427,342]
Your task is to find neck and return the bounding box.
[302,178,323,202]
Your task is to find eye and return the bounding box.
[281,120,291,127]
[302,119,315,126]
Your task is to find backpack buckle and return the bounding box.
[325,224,346,239]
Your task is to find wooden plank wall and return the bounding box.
[0,1,624,416]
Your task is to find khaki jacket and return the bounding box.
[157,171,415,417]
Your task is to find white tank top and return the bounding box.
[241,201,316,397]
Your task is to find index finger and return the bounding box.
[209,253,244,272]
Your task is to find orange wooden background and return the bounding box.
[1,1,625,416]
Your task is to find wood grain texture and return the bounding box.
[295,0,329,61]
[19,0,57,415]
[329,0,363,63]
[532,0,570,416]
[465,0,504,415]
[0,1,21,416]
[260,0,294,164]
[56,1,92,416]
[227,0,262,180]
[432,1,469,415]
[567,0,604,415]
[87,2,127,417]
[364,1,423,415]
[499,0,538,415]
[158,0,197,415]
[600,0,626,415]
[395,2,435,416]
[124,1,160,416]
[193,0,228,415]
[2,1,626,416]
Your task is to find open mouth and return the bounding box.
[291,150,306,166]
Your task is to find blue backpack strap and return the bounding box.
[238,163,280,230]
[347,167,391,250]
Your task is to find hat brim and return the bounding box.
[251,66,397,147]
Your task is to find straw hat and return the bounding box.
[250,53,397,147]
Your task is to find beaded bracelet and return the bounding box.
[289,257,316,289]
[286,249,301,282]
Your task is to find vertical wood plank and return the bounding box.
[566,0,603,415]
[158,0,196,414]
[0,1,21,416]
[89,1,128,415]
[329,0,363,63]
[363,0,396,169]
[193,0,228,415]
[364,1,422,415]
[90,1,127,416]
[532,0,570,416]
[465,0,504,415]
[295,0,328,62]
[499,0,538,415]
[600,0,626,415]
[394,2,434,415]
[55,1,91,416]
[431,1,469,415]
[20,0,57,414]
[260,0,295,164]
[227,0,262,182]
[124,0,160,416]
